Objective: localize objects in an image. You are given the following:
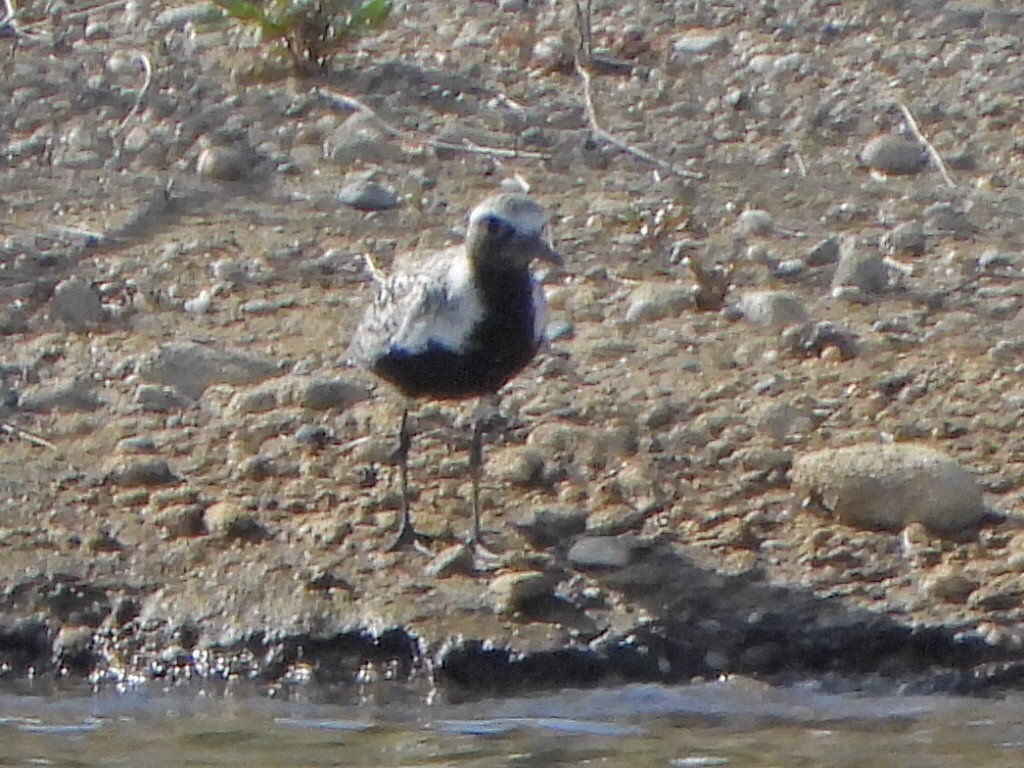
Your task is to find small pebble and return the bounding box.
[295,424,332,450]
[730,290,808,328]
[153,3,221,30]
[136,384,190,413]
[831,238,888,301]
[772,259,806,280]
[140,342,279,399]
[489,446,546,487]
[568,536,639,569]
[239,298,283,316]
[673,32,728,55]
[302,378,370,411]
[733,209,774,238]
[235,455,276,481]
[585,505,646,536]
[921,568,978,604]
[978,249,1016,270]
[923,203,976,238]
[882,222,926,256]
[230,387,279,415]
[425,544,474,578]
[204,501,267,540]
[111,459,178,488]
[19,381,104,413]
[183,290,215,315]
[337,180,399,211]
[197,145,250,182]
[155,504,207,538]
[514,507,587,549]
[116,436,158,454]
[859,135,926,175]
[51,277,107,330]
[323,113,396,165]
[806,236,841,266]
[624,283,693,323]
[781,321,859,359]
[488,571,554,614]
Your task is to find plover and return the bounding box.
[349,193,562,552]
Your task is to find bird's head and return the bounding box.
[465,194,562,273]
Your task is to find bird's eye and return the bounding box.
[485,216,504,235]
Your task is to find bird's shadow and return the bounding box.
[438,534,1019,699]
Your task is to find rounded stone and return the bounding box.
[337,180,399,211]
[832,238,888,299]
[585,505,646,536]
[806,237,841,266]
[673,32,728,56]
[51,277,106,330]
[196,145,249,182]
[155,504,207,538]
[883,222,926,256]
[204,501,267,540]
[567,535,639,569]
[489,446,546,487]
[323,112,396,165]
[488,571,554,614]
[733,209,774,238]
[792,443,990,535]
[731,290,808,328]
[513,507,587,549]
[295,424,332,450]
[624,283,693,323]
[921,568,978,604]
[302,378,370,411]
[859,135,926,175]
[111,459,178,488]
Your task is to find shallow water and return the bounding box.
[2,681,1023,767]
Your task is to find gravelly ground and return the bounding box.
[3,0,1024,696]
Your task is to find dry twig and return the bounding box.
[313,88,551,161]
[111,50,153,136]
[572,0,704,182]
[53,0,129,20]
[792,149,808,178]
[0,423,59,451]
[896,102,956,189]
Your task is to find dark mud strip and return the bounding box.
[1,546,1021,698]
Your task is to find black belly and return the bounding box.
[373,269,540,400]
[373,336,538,399]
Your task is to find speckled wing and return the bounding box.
[348,251,483,366]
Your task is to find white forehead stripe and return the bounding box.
[469,194,548,235]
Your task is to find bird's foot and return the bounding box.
[386,521,435,556]
[466,535,505,571]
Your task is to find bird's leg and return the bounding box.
[386,407,431,553]
[468,396,502,561]
[469,411,484,543]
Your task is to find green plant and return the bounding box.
[212,0,390,72]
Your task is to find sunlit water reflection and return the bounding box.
[2,680,1023,767]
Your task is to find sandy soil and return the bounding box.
[3,0,1024,696]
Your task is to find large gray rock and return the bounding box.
[140,342,280,399]
[302,377,371,411]
[792,443,991,535]
[859,135,926,175]
[51,277,106,330]
[731,290,808,328]
[831,237,889,301]
[19,379,104,413]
